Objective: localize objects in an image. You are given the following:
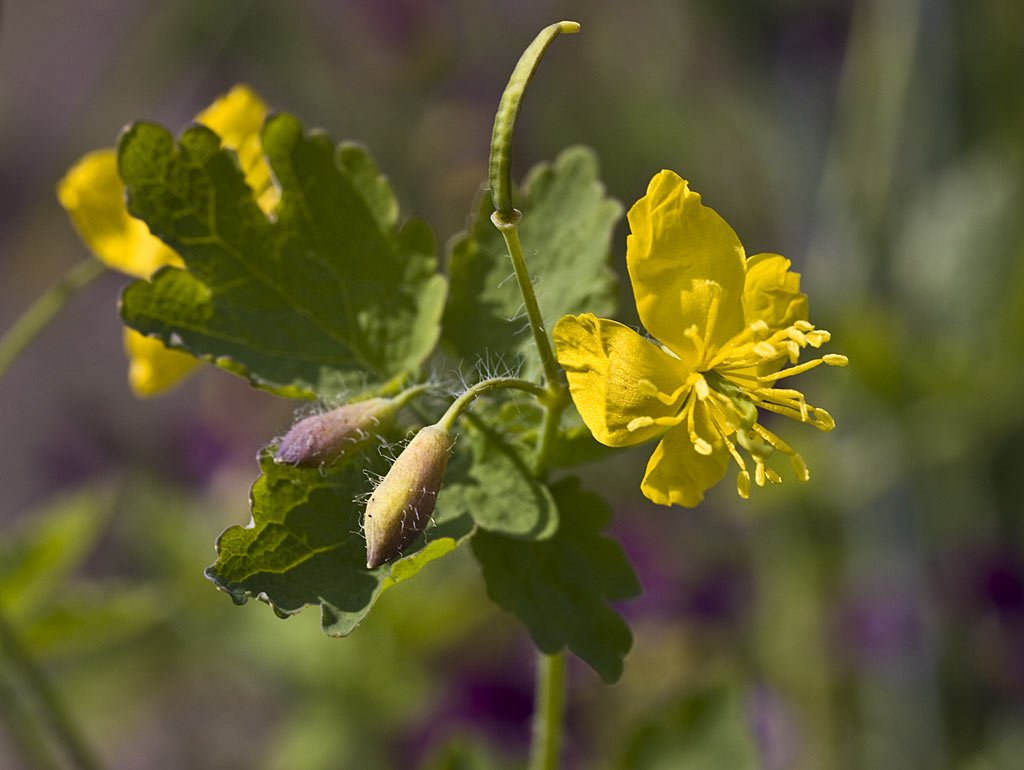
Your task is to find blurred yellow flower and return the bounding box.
[554,171,847,506]
[56,84,277,397]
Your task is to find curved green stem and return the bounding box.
[0,611,104,770]
[0,258,106,384]
[528,650,567,770]
[438,376,546,433]
[391,382,433,410]
[489,21,580,218]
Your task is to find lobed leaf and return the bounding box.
[444,146,622,377]
[471,476,640,683]
[205,448,473,636]
[118,114,447,399]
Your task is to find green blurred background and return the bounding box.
[2,1,1023,768]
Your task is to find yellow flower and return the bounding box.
[56,84,277,397]
[554,171,848,506]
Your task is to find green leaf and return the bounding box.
[17,584,165,659]
[118,114,447,399]
[205,448,473,636]
[617,684,760,770]
[471,477,640,683]
[0,488,113,617]
[439,417,558,539]
[444,146,622,377]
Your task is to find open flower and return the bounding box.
[554,171,847,506]
[56,85,276,397]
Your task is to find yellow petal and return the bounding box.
[553,313,692,447]
[194,84,267,152]
[195,84,273,205]
[124,328,200,398]
[742,253,808,330]
[626,171,746,359]
[640,420,729,507]
[56,150,182,279]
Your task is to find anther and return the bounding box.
[813,408,835,431]
[754,458,766,487]
[736,470,751,499]
[637,378,660,396]
[766,468,782,484]
[823,354,848,366]
[790,453,810,482]
[691,436,713,456]
[627,416,655,432]
[806,330,830,347]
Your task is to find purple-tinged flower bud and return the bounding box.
[275,397,398,468]
[364,424,453,569]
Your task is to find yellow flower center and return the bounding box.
[630,280,848,499]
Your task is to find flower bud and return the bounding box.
[275,397,398,467]
[364,424,453,569]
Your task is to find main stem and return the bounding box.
[493,182,571,770]
[491,211,564,391]
[529,650,567,770]
[488,23,579,769]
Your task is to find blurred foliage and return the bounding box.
[2,1,1023,769]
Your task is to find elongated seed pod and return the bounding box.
[364,424,453,569]
[275,397,398,467]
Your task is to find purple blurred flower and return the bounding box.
[832,587,924,671]
[611,513,750,625]
[748,684,802,770]
[402,655,534,766]
[170,418,232,488]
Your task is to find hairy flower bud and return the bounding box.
[275,397,398,467]
[364,424,453,569]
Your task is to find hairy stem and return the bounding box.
[438,376,546,433]
[0,259,106,384]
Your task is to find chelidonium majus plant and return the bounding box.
[56,19,846,767]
